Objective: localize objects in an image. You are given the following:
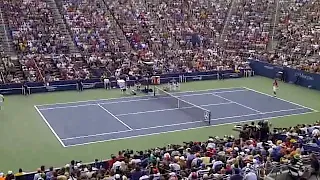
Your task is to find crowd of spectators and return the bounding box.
[0,51,24,84]
[0,120,320,180]
[0,0,319,84]
[1,0,69,55]
[269,0,320,73]
[221,0,274,55]
[57,0,132,77]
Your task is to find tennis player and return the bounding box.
[273,79,278,97]
[0,93,4,110]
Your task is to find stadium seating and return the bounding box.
[270,0,320,73]
[2,120,320,180]
[0,0,320,178]
[0,0,318,84]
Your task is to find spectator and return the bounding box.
[243,168,258,180]
[0,173,5,180]
[310,153,320,174]
[46,167,54,180]
[5,171,14,180]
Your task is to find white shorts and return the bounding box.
[273,86,277,92]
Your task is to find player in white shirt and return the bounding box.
[0,94,4,110]
[103,78,110,90]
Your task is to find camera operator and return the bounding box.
[258,120,271,141]
[238,124,251,141]
[236,120,271,142]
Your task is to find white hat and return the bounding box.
[115,174,120,179]
[7,171,12,175]
[208,138,213,141]
[164,153,170,159]
[65,164,70,168]
[76,163,82,167]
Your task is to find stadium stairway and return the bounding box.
[267,0,280,51]
[219,0,236,45]
[0,8,16,57]
[46,0,79,55]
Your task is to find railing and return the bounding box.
[0,71,5,83]
[0,69,254,95]
[0,7,11,53]
[270,0,280,50]
[32,59,45,83]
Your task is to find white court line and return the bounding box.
[37,89,248,111]
[61,107,307,141]
[35,87,244,107]
[115,102,234,116]
[38,103,99,110]
[244,87,319,112]
[212,93,262,113]
[62,120,204,141]
[63,110,316,147]
[97,104,133,130]
[34,106,66,147]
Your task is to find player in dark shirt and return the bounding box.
[77,79,83,91]
[23,82,29,95]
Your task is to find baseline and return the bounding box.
[37,89,247,111]
[35,87,246,108]
[244,87,318,112]
[34,106,66,147]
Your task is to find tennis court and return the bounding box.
[35,87,316,147]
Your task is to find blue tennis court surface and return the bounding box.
[35,87,316,147]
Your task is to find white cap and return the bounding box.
[115,174,121,179]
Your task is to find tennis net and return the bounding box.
[154,86,211,125]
